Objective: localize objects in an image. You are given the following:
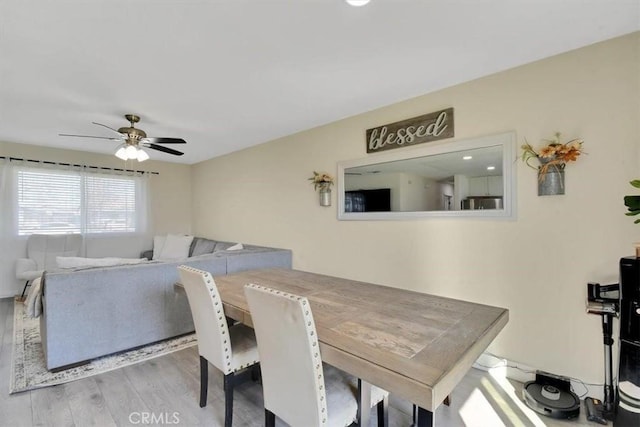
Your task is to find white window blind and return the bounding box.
[16,167,146,236]
[17,169,82,235]
[85,175,137,233]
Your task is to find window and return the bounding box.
[84,175,138,233]
[16,167,147,236]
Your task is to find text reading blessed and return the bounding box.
[366,108,454,153]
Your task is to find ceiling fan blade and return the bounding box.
[144,143,184,156]
[59,133,120,140]
[92,122,123,136]
[143,137,186,144]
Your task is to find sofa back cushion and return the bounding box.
[190,237,217,257]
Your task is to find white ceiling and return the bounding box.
[1,0,638,165]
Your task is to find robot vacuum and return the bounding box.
[522,372,580,419]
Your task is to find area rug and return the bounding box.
[9,298,196,394]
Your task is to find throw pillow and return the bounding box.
[227,243,244,251]
[152,235,167,260]
[213,242,233,252]
[190,238,217,257]
[56,257,148,269]
[155,234,194,260]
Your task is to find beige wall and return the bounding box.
[0,141,192,296]
[192,33,640,385]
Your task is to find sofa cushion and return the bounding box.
[154,234,194,260]
[190,237,217,257]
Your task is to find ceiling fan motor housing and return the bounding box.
[118,114,147,144]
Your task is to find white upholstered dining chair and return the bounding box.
[16,233,83,298]
[244,283,389,427]
[177,266,260,427]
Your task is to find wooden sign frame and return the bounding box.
[366,108,454,153]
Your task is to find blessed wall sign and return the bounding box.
[366,107,454,153]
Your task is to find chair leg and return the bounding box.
[357,378,372,427]
[250,363,261,382]
[199,356,208,408]
[415,406,434,427]
[265,409,276,427]
[377,394,389,427]
[20,281,30,299]
[223,372,235,427]
[412,405,434,427]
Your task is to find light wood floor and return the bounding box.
[0,297,598,426]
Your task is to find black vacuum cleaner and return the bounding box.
[586,282,620,424]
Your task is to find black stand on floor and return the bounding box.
[585,282,619,424]
[20,280,30,299]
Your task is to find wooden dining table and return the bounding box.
[208,268,509,426]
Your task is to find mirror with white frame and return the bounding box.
[337,132,516,220]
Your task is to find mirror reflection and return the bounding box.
[344,145,503,213]
[338,132,516,220]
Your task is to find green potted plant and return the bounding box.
[624,180,640,223]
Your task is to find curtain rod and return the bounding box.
[0,156,159,175]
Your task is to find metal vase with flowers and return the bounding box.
[309,171,334,207]
[538,158,566,196]
[521,132,584,197]
[318,183,332,206]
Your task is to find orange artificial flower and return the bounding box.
[521,133,585,182]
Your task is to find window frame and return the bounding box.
[14,165,148,237]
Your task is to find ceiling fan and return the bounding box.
[59,114,186,162]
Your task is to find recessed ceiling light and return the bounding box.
[346,0,370,6]
[463,156,473,160]
[487,166,496,170]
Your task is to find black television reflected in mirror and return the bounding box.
[345,188,391,212]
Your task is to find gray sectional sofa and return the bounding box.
[40,240,291,370]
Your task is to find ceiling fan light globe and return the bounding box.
[346,0,370,6]
[136,149,149,162]
[115,146,128,160]
[125,145,138,159]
